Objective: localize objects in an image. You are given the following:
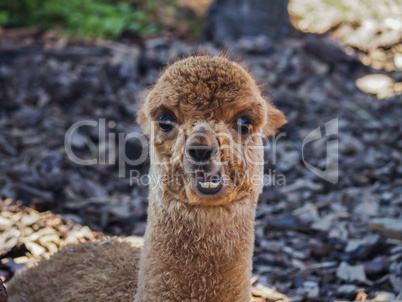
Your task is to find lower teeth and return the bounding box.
[199,180,219,189]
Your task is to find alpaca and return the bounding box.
[7,55,286,302]
[0,278,7,302]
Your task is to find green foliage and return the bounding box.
[0,11,8,25]
[0,0,162,38]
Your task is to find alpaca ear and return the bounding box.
[136,107,151,135]
[263,101,286,138]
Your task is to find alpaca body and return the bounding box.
[7,238,142,302]
[135,190,257,301]
[7,197,256,302]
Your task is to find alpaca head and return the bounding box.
[138,56,286,206]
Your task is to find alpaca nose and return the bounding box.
[187,144,214,162]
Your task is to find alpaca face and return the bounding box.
[138,56,286,206]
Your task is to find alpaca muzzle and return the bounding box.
[184,127,224,196]
[184,126,221,173]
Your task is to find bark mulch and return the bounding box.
[0,27,401,301]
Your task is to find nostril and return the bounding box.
[188,148,198,160]
[204,149,212,160]
[188,145,213,162]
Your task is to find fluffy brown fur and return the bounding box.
[7,55,286,302]
[7,238,142,302]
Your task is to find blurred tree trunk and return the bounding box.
[202,0,290,45]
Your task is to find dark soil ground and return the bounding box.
[0,22,401,301]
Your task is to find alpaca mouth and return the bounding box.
[195,172,223,196]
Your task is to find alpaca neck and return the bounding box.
[135,188,257,302]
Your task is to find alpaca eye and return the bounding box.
[158,114,175,132]
[235,117,252,134]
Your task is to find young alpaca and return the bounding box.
[7,55,286,302]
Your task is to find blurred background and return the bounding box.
[0,0,401,301]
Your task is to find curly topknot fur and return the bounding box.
[7,55,286,302]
